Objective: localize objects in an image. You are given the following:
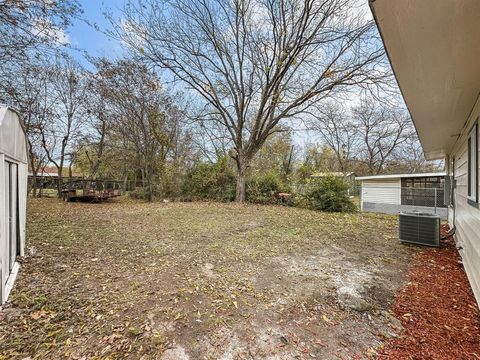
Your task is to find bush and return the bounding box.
[182,157,236,202]
[128,187,150,200]
[247,172,285,204]
[307,175,355,212]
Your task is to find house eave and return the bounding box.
[369,0,480,160]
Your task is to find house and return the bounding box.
[0,106,28,304]
[28,166,83,178]
[311,171,356,183]
[28,167,83,195]
[357,173,447,218]
[370,0,480,305]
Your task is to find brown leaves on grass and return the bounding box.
[379,225,480,359]
[0,198,416,359]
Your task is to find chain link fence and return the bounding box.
[357,184,448,218]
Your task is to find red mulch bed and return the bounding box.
[378,225,480,360]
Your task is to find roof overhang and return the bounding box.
[356,172,446,181]
[370,0,480,160]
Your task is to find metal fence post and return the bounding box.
[434,188,437,214]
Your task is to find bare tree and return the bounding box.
[0,0,81,63]
[353,99,413,175]
[0,61,54,196]
[387,135,443,174]
[39,56,89,196]
[309,102,359,173]
[76,64,111,180]
[113,0,388,202]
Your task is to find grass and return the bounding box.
[0,197,416,359]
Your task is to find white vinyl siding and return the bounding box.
[361,179,401,206]
[0,108,28,304]
[450,101,480,306]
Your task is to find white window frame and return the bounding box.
[467,122,478,202]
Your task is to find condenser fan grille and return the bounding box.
[399,212,440,247]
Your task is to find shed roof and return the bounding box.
[356,172,446,181]
[0,106,27,164]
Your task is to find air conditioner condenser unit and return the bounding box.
[399,212,440,247]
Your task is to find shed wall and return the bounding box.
[0,108,27,163]
[0,108,27,303]
[361,179,401,206]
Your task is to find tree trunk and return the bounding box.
[235,157,248,203]
[30,173,37,197]
[57,169,63,198]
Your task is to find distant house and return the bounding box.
[28,167,83,194]
[310,172,356,180]
[28,166,83,179]
[0,106,28,304]
[370,0,480,305]
[357,173,447,218]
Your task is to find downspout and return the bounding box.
[445,155,456,228]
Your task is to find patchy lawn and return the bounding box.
[0,198,416,359]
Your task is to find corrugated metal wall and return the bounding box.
[361,179,401,207]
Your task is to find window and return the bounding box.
[467,123,478,202]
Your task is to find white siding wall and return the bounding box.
[450,97,480,306]
[17,163,27,257]
[0,109,27,303]
[361,179,401,208]
[0,153,5,301]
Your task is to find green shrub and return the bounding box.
[129,187,150,200]
[182,157,236,202]
[247,172,285,204]
[307,175,355,212]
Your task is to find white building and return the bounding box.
[0,106,28,304]
[370,0,480,305]
[357,173,447,218]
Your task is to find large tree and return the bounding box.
[113,0,388,202]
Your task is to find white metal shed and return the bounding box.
[357,173,447,218]
[0,106,28,304]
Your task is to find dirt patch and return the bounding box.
[379,225,480,359]
[0,198,416,359]
[160,346,189,360]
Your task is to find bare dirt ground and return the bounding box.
[0,198,416,359]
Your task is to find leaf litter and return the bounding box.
[0,198,422,359]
